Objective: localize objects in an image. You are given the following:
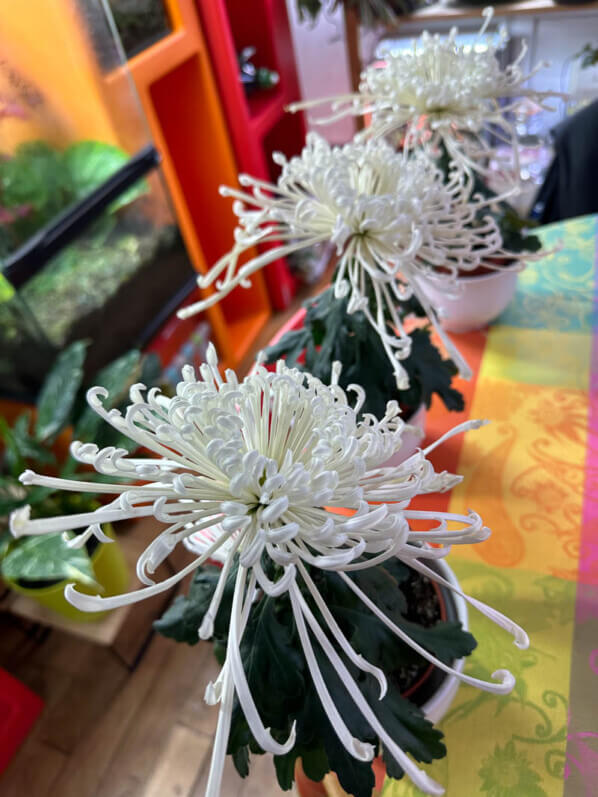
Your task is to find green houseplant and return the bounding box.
[0,340,160,620]
[263,286,463,424]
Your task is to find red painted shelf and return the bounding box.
[196,0,307,311]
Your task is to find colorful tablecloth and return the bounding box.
[382,214,598,797]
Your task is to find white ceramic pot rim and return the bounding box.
[427,261,522,286]
[421,556,468,725]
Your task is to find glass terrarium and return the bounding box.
[0,0,195,399]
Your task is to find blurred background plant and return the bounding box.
[0,340,162,587]
[295,0,421,27]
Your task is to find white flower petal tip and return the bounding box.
[18,469,35,486]
[415,772,445,796]
[9,505,31,538]
[199,614,215,640]
[349,740,376,762]
[204,680,223,705]
[513,627,531,650]
[471,418,490,430]
[490,669,517,693]
[21,349,529,797]
[64,583,106,612]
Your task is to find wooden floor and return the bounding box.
[0,277,336,797]
[0,595,286,796]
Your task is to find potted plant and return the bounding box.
[0,340,161,620]
[287,9,556,334]
[262,286,464,461]
[288,8,562,185]
[9,347,529,796]
[177,132,525,383]
[417,172,544,332]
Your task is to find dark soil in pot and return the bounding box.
[387,561,455,707]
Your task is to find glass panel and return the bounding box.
[0,0,195,399]
[106,0,172,60]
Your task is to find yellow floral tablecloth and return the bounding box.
[381,214,598,797]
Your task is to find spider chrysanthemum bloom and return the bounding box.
[10,347,528,797]
[178,133,511,383]
[288,7,560,179]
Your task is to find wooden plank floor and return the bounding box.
[0,613,288,796]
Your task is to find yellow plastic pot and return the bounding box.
[5,525,129,622]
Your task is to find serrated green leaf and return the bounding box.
[241,597,305,725]
[35,341,88,443]
[399,619,477,665]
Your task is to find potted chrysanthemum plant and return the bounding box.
[10,346,529,796]
[288,7,555,330]
[262,286,463,463]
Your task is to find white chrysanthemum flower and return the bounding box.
[288,7,560,179]
[10,346,529,797]
[178,133,513,383]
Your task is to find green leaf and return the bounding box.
[63,141,147,211]
[35,341,88,443]
[153,566,233,644]
[241,597,305,726]
[1,532,98,587]
[1,412,55,473]
[399,620,477,665]
[232,746,250,778]
[300,745,329,783]
[274,749,300,790]
[74,348,142,442]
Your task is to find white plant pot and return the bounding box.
[421,557,468,724]
[418,267,519,333]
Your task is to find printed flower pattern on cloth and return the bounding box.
[10,347,530,797]
[479,740,548,797]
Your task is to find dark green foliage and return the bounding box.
[0,340,163,583]
[35,340,87,444]
[264,286,463,420]
[470,175,542,255]
[436,144,542,257]
[155,557,476,794]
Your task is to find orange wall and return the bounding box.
[0,0,119,152]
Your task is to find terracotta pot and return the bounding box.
[295,558,468,796]
[417,265,520,333]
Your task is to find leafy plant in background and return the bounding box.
[296,0,421,26]
[0,139,146,259]
[264,286,463,421]
[0,340,161,586]
[575,42,598,70]
[434,147,542,264]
